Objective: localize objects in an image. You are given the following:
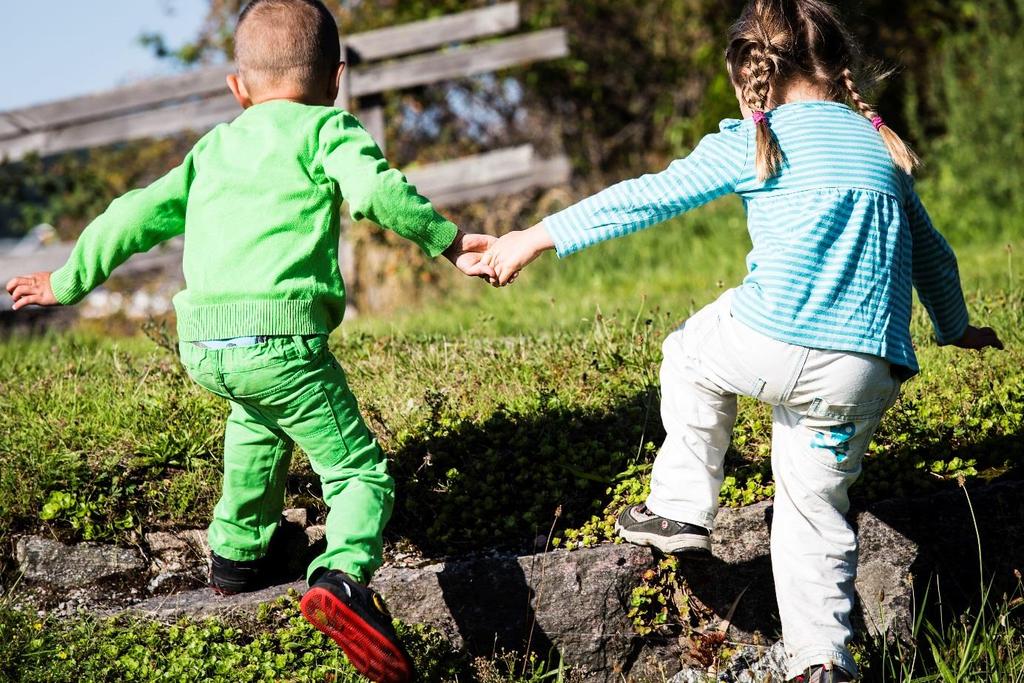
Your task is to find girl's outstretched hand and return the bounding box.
[483,223,555,286]
[5,272,58,310]
[953,325,1004,351]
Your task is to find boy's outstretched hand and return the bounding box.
[953,325,1004,351]
[5,272,58,310]
[444,231,499,282]
[482,223,555,286]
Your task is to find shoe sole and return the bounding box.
[615,521,712,556]
[300,586,413,683]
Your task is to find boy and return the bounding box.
[6,1,495,680]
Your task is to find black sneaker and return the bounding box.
[790,664,856,683]
[300,569,414,683]
[614,504,712,555]
[209,552,271,595]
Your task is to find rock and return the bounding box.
[852,510,916,640]
[375,544,656,679]
[131,543,662,682]
[121,480,1024,682]
[719,641,788,683]
[282,508,308,527]
[16,536,145,589]
[130,578,307,620]
[678,498,919,647]
[680,480,1024,662]
[669,641,788,683]
[669,669,715,683]
[675,501,780,646]
[304,525,326,545]
[145,530,208,573]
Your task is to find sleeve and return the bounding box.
[49,151,197,305]
[319,112,458,258]
[542,123,747,257]
[906,187,970,344]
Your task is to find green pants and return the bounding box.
[178,335,393,584]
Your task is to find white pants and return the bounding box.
[646,291,901,678]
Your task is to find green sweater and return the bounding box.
[50,100,458,340]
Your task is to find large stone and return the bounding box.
[16,536,145,588]
[124,480,1024,682]
[677,480,1024,664]
[375,544,655,678]
[132,543,661,681]
[678,498,919,647]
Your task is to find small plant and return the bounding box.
[627,556,689,636]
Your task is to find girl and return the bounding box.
[483,1,1003,681]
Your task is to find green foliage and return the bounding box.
[910,0,1024,241]
[0,593,475,682]
[628,556,687,636]
[0,138,194,239]
[858,575,1024,682]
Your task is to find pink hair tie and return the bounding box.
[871,115,886,131]
[752,111,768,125]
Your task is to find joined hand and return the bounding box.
[444,231,498,283]
[481,223,555,287]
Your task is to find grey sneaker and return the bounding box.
[614,504,711,555]
[789,664,855,683]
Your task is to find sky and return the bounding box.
[0,0,211,111]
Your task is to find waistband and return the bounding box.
[192,334,320,350]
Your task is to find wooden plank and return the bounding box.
[359,104,386,153]
[0,130,51,162]
[0,94,240,161]
[42,95,240,157]
[0,114,26,138]
[351,28,568,97]
[335,46,352,110]
[405,145,534,196]
[0,4,520,134]
[346,3,519,61]
[427,155,571,208]
[3,66,233,134]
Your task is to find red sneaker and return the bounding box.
[300,570,414,683]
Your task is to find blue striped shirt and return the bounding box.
[544,101,968,374]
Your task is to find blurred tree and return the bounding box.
[2,0,1014,240]
[139,0,991,182]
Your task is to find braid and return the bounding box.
[745,44,784,182]
[840,67,875,118]
[840,67,920,174]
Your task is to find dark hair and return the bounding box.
[726,0,919,181]
[235,0,340,95]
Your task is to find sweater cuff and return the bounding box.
[420,218,459,259]
[49,264,89,305]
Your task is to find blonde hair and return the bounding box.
[726,0,919,182]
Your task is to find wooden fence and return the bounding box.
[0,3,570,204]
[0,4,573,312]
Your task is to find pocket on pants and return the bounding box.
[807,395,888,422]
